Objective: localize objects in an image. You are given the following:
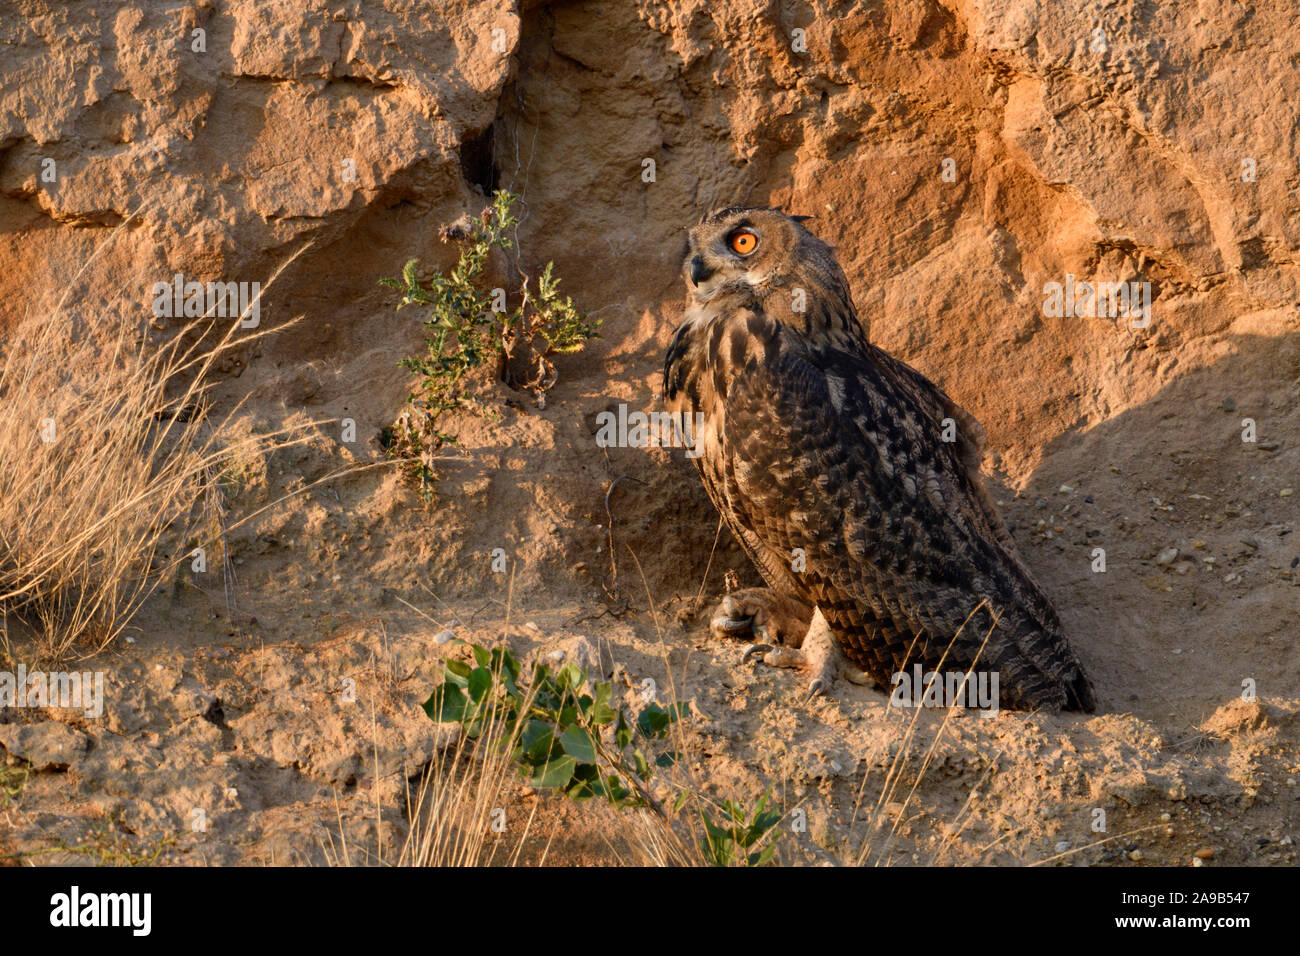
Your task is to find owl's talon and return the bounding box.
[806,678,829,701]
[716,615,754,633]
[742,643,774,664]
[708,588,812,645]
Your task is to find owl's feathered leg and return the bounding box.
[741,608,873,701]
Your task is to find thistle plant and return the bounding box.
[381,190,599,496]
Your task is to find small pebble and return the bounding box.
[1194,847,1214,859]
[1192,857,1205,867]
[434,629,455,645]
[1281,488,1294,498]
[1221,398,1236,412]
[1156,547,1179,565]
[1128,849,1143,861]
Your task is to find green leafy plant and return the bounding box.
[423,641,683,813]
[422,640,784,865]
[700,793,782,867]
[381,190,599,496]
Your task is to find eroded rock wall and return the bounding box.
[2,0,1296,600]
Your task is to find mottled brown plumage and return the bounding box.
[664,207,1095,712]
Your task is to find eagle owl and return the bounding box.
[663,207,1096,713]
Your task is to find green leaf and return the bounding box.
[636,703,673,738]
[422,683,465,723]
[556,662,584,692]
[558,725,597,764]
[520,720,554,762]
[702,815,728,842]
[490,646,521,683]
[633,750,651,782]
[529,754,577,790]
[444,659,471,687]
[700,816,733,867]
[466,667,493,703]
[605,773,631,804]
[590,683,617,725]
[564,764,601,800]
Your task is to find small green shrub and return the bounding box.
[423,640,683,812]
[422,640,783,865]
[700,794,782,867]
[381,190,599,496]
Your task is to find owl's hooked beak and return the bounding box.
[688,255,714,286]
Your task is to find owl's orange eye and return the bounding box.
[729,231,758,255]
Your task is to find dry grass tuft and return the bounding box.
[395,723,542,867]
[323,671,545,868]
[0,220,311,662]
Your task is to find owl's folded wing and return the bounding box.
[715,328,1095,711]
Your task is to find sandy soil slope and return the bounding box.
[2,357,1297,865]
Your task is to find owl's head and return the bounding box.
[681,206,851,312]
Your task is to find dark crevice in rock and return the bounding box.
[459,123,499,196]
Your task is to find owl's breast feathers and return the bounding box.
[664,301,1096,713]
